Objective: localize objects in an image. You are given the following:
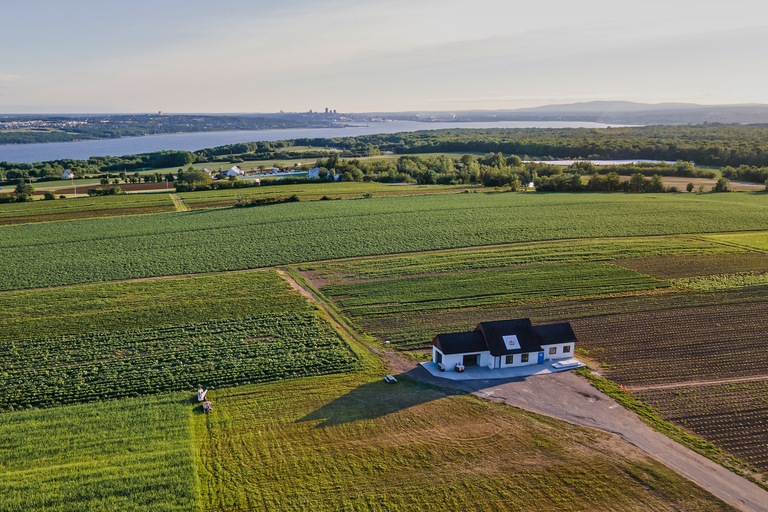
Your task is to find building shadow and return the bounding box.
[296,366,458,428]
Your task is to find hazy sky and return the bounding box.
[2,0,767,113]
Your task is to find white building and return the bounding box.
[224,166,245,177]
[62,169,75,179]
[308,167,321,179]
[432,319,576,371]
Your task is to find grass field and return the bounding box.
[3,192,768,290]
[0,393,200,512]
[193,373,734,512]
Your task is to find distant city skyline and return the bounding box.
[2,0,767,113]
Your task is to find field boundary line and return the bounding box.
[629,374,768,392]
[170,194,189,212]
[276,268,382,370]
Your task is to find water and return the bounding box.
[0,120,617,163]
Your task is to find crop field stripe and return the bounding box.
[0,393,201,512]
[0,313,359,411]
[322,263,669,317]
[0,270,312,342]
[3,193,768,289]
[304,237,745,282]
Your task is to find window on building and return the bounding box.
[549,347,557,355]
[436,351,442,363]
[563,345,571,353]
[505,355,514,364]
[521,353,529,363]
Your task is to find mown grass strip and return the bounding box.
[0,393,201,512]
[193,373,736,511]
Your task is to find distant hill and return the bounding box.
[374,102,768,125]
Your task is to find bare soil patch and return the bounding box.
[616,253,768,279]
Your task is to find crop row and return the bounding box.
[304,237,743,283]
[0,313,359,411]
[3,192,768,290]
[617,252,768,280]
[0,269,311,342]
[573,300,768,385]
[639,381,768,472]
[323,263,668,317]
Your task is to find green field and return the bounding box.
[3,192,768,290]
[303,237,743,282]
[323,263,668,316]
[0,270,312,342]
[0,393,200,512]
[193,373,734,511]
[0,313,359,411]
[0,193,174,223]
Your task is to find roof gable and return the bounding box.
[433,331,487,355]
[476,319,542,356]
[534,323,578,346]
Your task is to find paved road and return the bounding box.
[404,365,768,512]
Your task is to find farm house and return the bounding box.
[432,319,577,371]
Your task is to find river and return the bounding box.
[0,120,617,164]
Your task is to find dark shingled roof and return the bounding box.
[432,318,578,356]
[433,331,487,355]
[475,318,542,356]
[534,323,578,346]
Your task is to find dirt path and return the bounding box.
[169,194,188,212]
[628,373,768,392]
[384,351,768,512]
[261,273,768,510]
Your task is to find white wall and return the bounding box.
[499,352,542,368]
[432,347,492,369]
[541,343,575,360]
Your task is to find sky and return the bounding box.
[2,0,768,113]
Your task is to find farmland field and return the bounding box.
[3,192,768,290]
[302,236,745,283]
[0,193,175,224]
[194,373,735,512]
[0,270,312,342]
[0,393,200,512]
[306,233,768,481]
[323,263,668,317]
[571,298,768,386]
[0,313,358,411]
[639,382,768,473]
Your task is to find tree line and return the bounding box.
[5,125,768,184]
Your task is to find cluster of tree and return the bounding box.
[720,165,768,184]
[0,182,35,203]
[535,173,732,193]
[234,195,300,207]
[87,187,124,197]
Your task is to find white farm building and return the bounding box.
[432,318,576,371]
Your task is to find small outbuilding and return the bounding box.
[62,169,75,179]
[432,318,577,370]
